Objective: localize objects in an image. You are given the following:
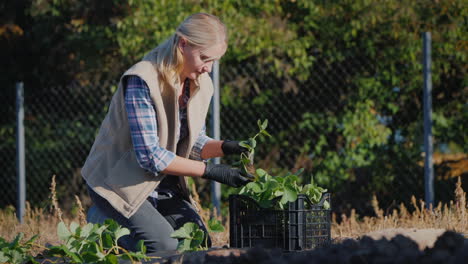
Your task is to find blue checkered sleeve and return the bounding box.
[124,75,176,174]
[189,126,213,161]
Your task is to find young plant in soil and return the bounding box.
[170,218,225,253]
[237,119,330,209]
[0,233,39,264]
[46,219,151,263]
[0,219,152,264]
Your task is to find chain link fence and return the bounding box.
[218,54,465,214]
[0,48,465,215]
[1,80,116,209]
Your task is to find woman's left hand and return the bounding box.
[221,140,248,156]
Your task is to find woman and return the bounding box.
[82,13,252,253]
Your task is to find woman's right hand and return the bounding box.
[202,163,254,187]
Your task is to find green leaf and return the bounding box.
[177,239,192,252]
[80,223,94,238]
[25,234,39,245]
[104,219,119,232]
[47,245,66,255]
[170,228,190,239]
[104,254,119,264]
[93,224,108,236]
[238,186,247,195]
[323,200,330,209]
[248,138,257,149]
[10,250,23,263]
[257,119,269,130]
[135,240,146,254]
[239,141,252,150]
[281,185,298,204]
[241,157,251,165]
[264,180,279,191]
[57,222,71,241]
[207,219,225,232]
[285,174,299,184]
[82,251,101,263]
[0,252,8,263]
[102,233,113,249]
[276,177,285,184]
[171,222,196,239]
[83,241,100,254]
[70,222,80,234]
[246,182,262,193]
[9,233,24,248]
[191,230,205,249]
[114,227,130,242]
[60,245,83,263]
[256,168,267,177]
[261,130,272,137]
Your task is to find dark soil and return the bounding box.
[150,231,468,264]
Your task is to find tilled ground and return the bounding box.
[148,231,467,264]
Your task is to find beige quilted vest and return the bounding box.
[81,57,213,218]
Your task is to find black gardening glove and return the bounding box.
[221,140,249,156]
[202,163,254,188]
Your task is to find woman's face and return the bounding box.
[179,38,226,81]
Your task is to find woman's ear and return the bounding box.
[178,38,187,53]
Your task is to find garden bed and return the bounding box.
[137,230,467,264]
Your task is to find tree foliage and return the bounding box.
[0,0,465,213]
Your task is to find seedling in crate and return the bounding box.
[170,218,225,252]
[237,119,329,209]
[238,119,271,177]
[239,168,329,209]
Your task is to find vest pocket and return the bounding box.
[104,149,161,206]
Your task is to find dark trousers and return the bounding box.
[87,185,211,253]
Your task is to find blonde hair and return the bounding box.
[144,13,227,86]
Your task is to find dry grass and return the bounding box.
[1,177,466,254]
[190,182,230,247]
[0,175,80,255]
[332,176,468,239]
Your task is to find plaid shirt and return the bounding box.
[124,75,212,176]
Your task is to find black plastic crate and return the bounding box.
[229,193,331,251]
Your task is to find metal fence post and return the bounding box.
[423,32,434,208]
[16,82,26,223]
[210,60,221,215]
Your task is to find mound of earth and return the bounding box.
[148,230,467,264]
[364,228,447,250]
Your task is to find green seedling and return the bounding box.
[238,119,271,178]
[237,120,330,210]
[0,233,40,264]
[170,218,225,253]
[47,219,151,264]
[239,168,328,209]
